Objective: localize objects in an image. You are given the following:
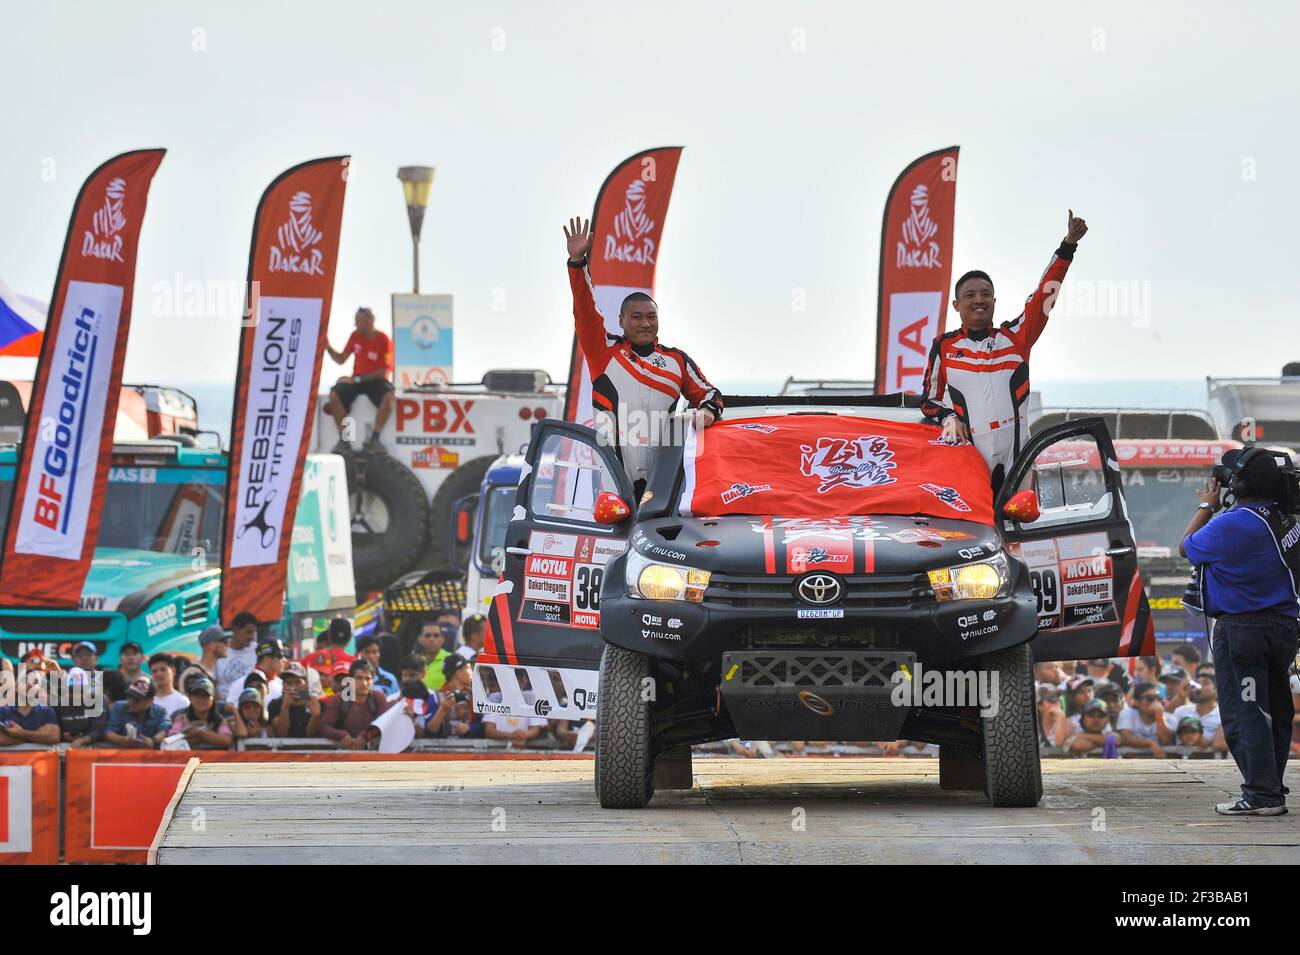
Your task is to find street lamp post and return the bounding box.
[397,165,435,294]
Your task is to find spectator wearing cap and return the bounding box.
[194,624,230,683]
[61,669,126,747]
[354,635,399,696]
[1116,681,1175,757]
[229,688,269,740]
[1084,657,1131,693]
[320,660,391,749]
[1159,667,1194,714]
[1176,715,1211,752]
[117,641,145,683]
[268,662,322,738]
[418,615,457,691]
[1093,681,1127,729]
[1036,684,1069,748]
[149,653,190,717]
[1062,700,1118,755]
[426,654,475,738]
[303,618,356,678]
[224,639,285,709]
[456,614,487,661]
[103,678,173,748]
[1172,675,1222,750]
[169,677,233,750]
[71,641,101,681]
[0,670,60,746]
[214,612,260,704]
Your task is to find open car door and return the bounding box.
[474,420,635,722]
[998,417,1156,661]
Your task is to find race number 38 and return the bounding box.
[574,564,603,612]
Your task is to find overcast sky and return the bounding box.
[2,0,1297,394]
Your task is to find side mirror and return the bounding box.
[1003,489,1041,523]
[593,491,632,525]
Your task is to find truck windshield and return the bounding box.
[478,484,518,570]
[0,465,225,558]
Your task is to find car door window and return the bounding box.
[1010,434,1114,531]
[528,432,622,527]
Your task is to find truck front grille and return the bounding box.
[729,651,910,689]
[181,593,209,627]
[704,572,930,609]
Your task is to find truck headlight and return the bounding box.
[928,552,1010,601]
[625,550,711,602]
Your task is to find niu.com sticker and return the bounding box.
[49,885,151,935]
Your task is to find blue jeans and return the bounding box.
[1212,612,1299,807]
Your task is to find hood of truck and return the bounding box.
[79,548,218,613]
[629,513,1001,576]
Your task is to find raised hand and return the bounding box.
[564,216,593,262]
[1064,209,1088,245]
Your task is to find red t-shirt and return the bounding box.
[345,331,392,377]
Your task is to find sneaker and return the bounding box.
[1214,797,1287,816]
[330,439,352,455]
[363,433,387,454]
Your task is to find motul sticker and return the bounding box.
[525,555,572,579]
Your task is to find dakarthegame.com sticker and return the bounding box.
[16,281,123,559]
[230,296,321,567]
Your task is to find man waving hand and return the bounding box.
[564,216,723,498]
[921,210,1089,488]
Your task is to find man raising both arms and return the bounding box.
[323,306,395,453]
[564,217,723,499]
[921,211,1089,489]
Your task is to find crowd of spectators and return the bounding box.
[4,629,1297,759]
[0,609,598,753]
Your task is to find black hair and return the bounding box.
[348,659,373,678]
[148,653,176,671]
[231,612,259,630]
[354,634,379,653]
[462,615,486,638]
[954,270,994,297]
[1170,643,1200,665]
[400,654,426,674]
[619,291,657,315]
[327,617,353,645]
[1132,681,1159,699]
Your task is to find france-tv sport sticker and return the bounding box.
[15,282,123,560]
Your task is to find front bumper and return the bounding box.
[601,553,1038,665]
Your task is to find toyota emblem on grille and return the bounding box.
[796,573,842,605]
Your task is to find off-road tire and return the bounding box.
[350,453,429,593]
[595,644,655,808]
[980,642,1043,807]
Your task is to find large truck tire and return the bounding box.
[980,642,1043,808]
[595,644,655,809]
[350,453,429,594]
[425,454,496,573]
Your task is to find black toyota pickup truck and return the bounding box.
[473,395,1153,809]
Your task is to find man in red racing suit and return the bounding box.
[564,216,723,496]
[921,210,1089,489]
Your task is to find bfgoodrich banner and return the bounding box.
[222,157,348,625]
[0,149,165,607]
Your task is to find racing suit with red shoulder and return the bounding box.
[568,258,723,490]
[920,241,1077,484]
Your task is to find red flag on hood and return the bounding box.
[679,415,993,525]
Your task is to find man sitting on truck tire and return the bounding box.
[564,217,724,498]
[324,306,395,454]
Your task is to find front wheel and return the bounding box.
[595,644,655,809]
[980,642,1043,807]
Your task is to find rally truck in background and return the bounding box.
[312,369,562,594]
[0,382,353,668]
[1028,405,1240,658]
[474,395,1153,808]
[1207,365,1300,451]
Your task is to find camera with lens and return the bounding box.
[1211,447,1300,514]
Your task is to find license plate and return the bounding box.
[796,608,844,619]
